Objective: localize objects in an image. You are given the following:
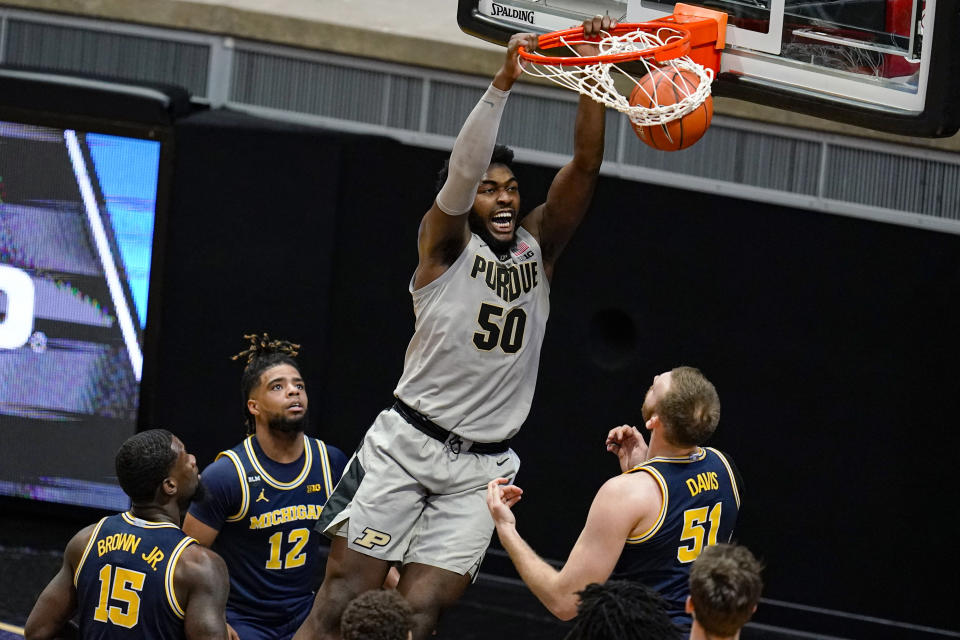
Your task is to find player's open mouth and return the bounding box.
[287,402,304,412]
[491,211,514,233]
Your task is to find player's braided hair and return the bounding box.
[232,333,302,434]
[115,429,178,504]
[563,581,683,640]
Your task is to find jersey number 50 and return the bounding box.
[473,303,526,353]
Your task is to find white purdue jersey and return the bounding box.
[394,227,550,442]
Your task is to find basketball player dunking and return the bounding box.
[292,16,615,640]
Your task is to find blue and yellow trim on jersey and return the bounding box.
[74,516,109,586]
[164,536,197,619]
[706,447,741,508]
[621,448,707,545]
[120,511,180,529]
[244,434,314,490]
[314,439,334,500]
[216,449,250,523]
[624,467,669,544]
[622,447,739,545]
[640,446,708,466]
[217,435,334,521]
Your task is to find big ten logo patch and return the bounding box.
[306,484,324,493]
[353,527,391,549]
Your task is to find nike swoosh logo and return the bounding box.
[496,458,509,466]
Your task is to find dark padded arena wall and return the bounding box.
[143,109,353,465]
[513,171,960,635]
[152,112,959,635]
[147,108,439,466]
[320,155,960,634]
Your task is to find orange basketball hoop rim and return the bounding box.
[517,4,727,75]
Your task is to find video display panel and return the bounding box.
[0,120,162,510]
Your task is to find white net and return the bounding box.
[522,26,714,127]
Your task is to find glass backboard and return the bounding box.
[458,0,960,136]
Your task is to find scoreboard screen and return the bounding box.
[0,119,162,510]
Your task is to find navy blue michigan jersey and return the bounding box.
[74,512,196,640]
[188,435,347,619]
[612,447,742,626]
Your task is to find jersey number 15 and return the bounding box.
[93,564,144,628]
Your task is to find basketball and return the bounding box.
[629,68,713,151]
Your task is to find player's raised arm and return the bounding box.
[605,424,650,472]
[487,474,655,620]
[415,31,538,289]
[177,545,230,640]
[523,16,613,280]
[24,526,92,640]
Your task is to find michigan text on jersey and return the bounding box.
[248,504,322,530]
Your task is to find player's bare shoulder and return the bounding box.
[580,472,662,540]
[173,542,230,640]
[591,470,664,540]
[63,522,101,567]
[415,210,470,289]
[519,201,569,279]
[519,204,549,251]
[71,522,100,546]
[175,542,229,594]
[602,468,663,506]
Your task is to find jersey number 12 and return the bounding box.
[265,528,310,569]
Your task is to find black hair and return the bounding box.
[115,429,177,503]
[341,589,413,640]
[232,333,301,434]
[564,581,684,640]
[434,144,516,194]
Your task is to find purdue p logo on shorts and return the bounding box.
[353,527,392,549]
